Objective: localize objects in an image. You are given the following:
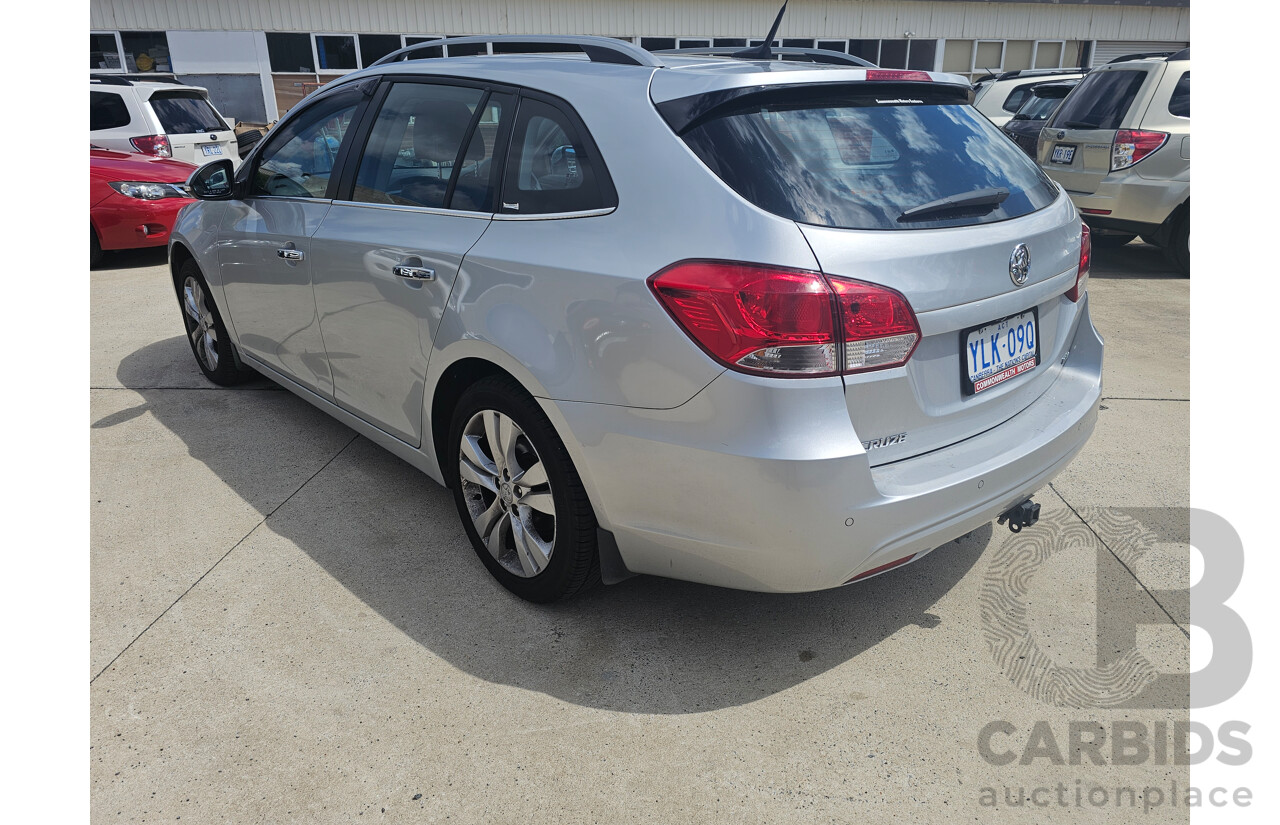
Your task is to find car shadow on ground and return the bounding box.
[1090,239,1179,280]
[94,247,169,271]
[106,336,990,714]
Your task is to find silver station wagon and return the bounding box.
[171,35,1102,602]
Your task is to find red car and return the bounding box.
[90,147,197,267]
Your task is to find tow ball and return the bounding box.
[998,498,1041,534]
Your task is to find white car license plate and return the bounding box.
[1050,144,1075,164]
[962,310,1039,395]
[202,145,223,156]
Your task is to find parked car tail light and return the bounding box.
[1110,129,1167,171]
[866,70,932,82]
[829,277,921,372]
[108,181,191,200]
[1067,223,1091,303]
[648,261,920,377]
[130,134,173,158]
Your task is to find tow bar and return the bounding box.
[998,498,1041,533]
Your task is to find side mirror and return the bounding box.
[187,159,235,200]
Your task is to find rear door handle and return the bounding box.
[393,265,435,281]
[277,248,304,261]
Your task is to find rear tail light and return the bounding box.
[648,260,920,377]
[130,134,172,158]
[1110,129,1167,171]
[866,69,932,82]
[1068,223,1090,302]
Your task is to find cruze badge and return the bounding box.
[1009,243,1031,286]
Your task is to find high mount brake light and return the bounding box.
[648,260,920,377]
[1110,129,1168,171]
[865,70,933,82]
[1068,223,1090,303]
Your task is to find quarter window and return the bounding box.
[500,99,616,215]
[353,82,507,212]
[90,91,131,131]
[1169,71,1190,118]
[251,90,361,198]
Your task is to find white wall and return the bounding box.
[167,30,262,73]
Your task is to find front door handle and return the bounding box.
[277,248,304,261]
[393,265,435,281]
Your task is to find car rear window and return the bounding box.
[676,91,1060,231]
[149,91,227,134]
[1049,70,1147,131]
[1016,93,1066,122]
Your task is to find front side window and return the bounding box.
[352,82,507,212]
[500,98,616,214]
[91,91,131,131]
[250,91,360,198]
[676,89,1059,230]
[1050,70,1148,131]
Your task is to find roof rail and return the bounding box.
[90,73,184,86]
[1106,51,1176,64]
[975,67,1085,84]
[657,46,876,68]
[370,35,663,68]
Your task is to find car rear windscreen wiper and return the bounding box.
[897,187,1010,222]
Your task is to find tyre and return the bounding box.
[176,259,253,386]
[1090,232,1137,249]
[90,226,103,269]
[448,375,600,602]
[1164,209,1189,277]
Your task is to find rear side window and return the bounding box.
[1169,71,1190,118]
[352,82,508,212]
[1002,83,1039,114]
[1049,70,1147,131]
[677,93,1060,231]
[500,98,616,215]
[91,91,131,130]
[149,91,227,134]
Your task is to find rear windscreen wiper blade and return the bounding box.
[897,187,1010,222]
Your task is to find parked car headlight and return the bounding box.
[108,181,190,200]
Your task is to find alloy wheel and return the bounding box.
[183,275,219,371]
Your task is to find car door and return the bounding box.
[309,79,513,446]
[219,85,368,396]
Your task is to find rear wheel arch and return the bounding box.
[169,242,196,295]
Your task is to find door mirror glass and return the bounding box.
[187,159,234,200]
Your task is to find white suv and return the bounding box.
[90,75,242,169]
[973,68,1086,128]
[1036,50,1190,274]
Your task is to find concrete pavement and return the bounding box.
[91,241,1190,823]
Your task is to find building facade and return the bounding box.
[89,0,1190,125]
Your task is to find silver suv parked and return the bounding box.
[1036,50,1190,272]
[171,36,1102,602]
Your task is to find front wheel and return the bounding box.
[448,375,600,602]
[176,259,253,385]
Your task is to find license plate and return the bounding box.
[1050,144,1075,164]
[961,309,1039,396]
[202,145,223,156]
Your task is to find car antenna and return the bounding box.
[732,0,788,60]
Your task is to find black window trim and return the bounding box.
[494,89,619,220]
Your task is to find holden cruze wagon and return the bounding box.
[170,35,1102,602]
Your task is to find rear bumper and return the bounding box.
[545,295,1103,593]
[1062,169,1188,229]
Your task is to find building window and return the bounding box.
[641,37,677,51]
[267,33,315,72]
[972,40,1006,74]
[817,40,848,53]
[359,34,403,65]
[1032,40,1066,69]
[676,38,711,48]
[120,31,171,73]
[315,34,358,71]
[91,32,122,71]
